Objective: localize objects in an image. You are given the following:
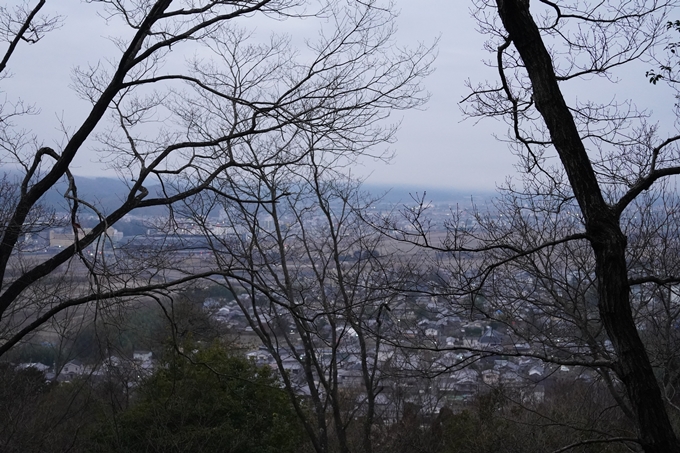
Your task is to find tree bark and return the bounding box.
[495,1,680,451]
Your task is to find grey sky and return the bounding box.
[381,1,680,191]
[3,1,679,191]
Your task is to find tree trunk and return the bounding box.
[495,1,680,451]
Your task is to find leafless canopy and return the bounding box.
[0,0,433,357]
[394,1,680,452]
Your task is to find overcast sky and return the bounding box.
[3,1,679,192]
[384,1,680,191]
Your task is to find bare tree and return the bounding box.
[179,158,418,453]
[386,1,680,452]
[0,0,432,364]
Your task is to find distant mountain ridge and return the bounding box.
[360,183,494,205]
[23,175,494,214]
[41,176,133,213]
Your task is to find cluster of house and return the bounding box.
[12,288,595,420]
[207,295,596,416]
[17,351,155,384]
